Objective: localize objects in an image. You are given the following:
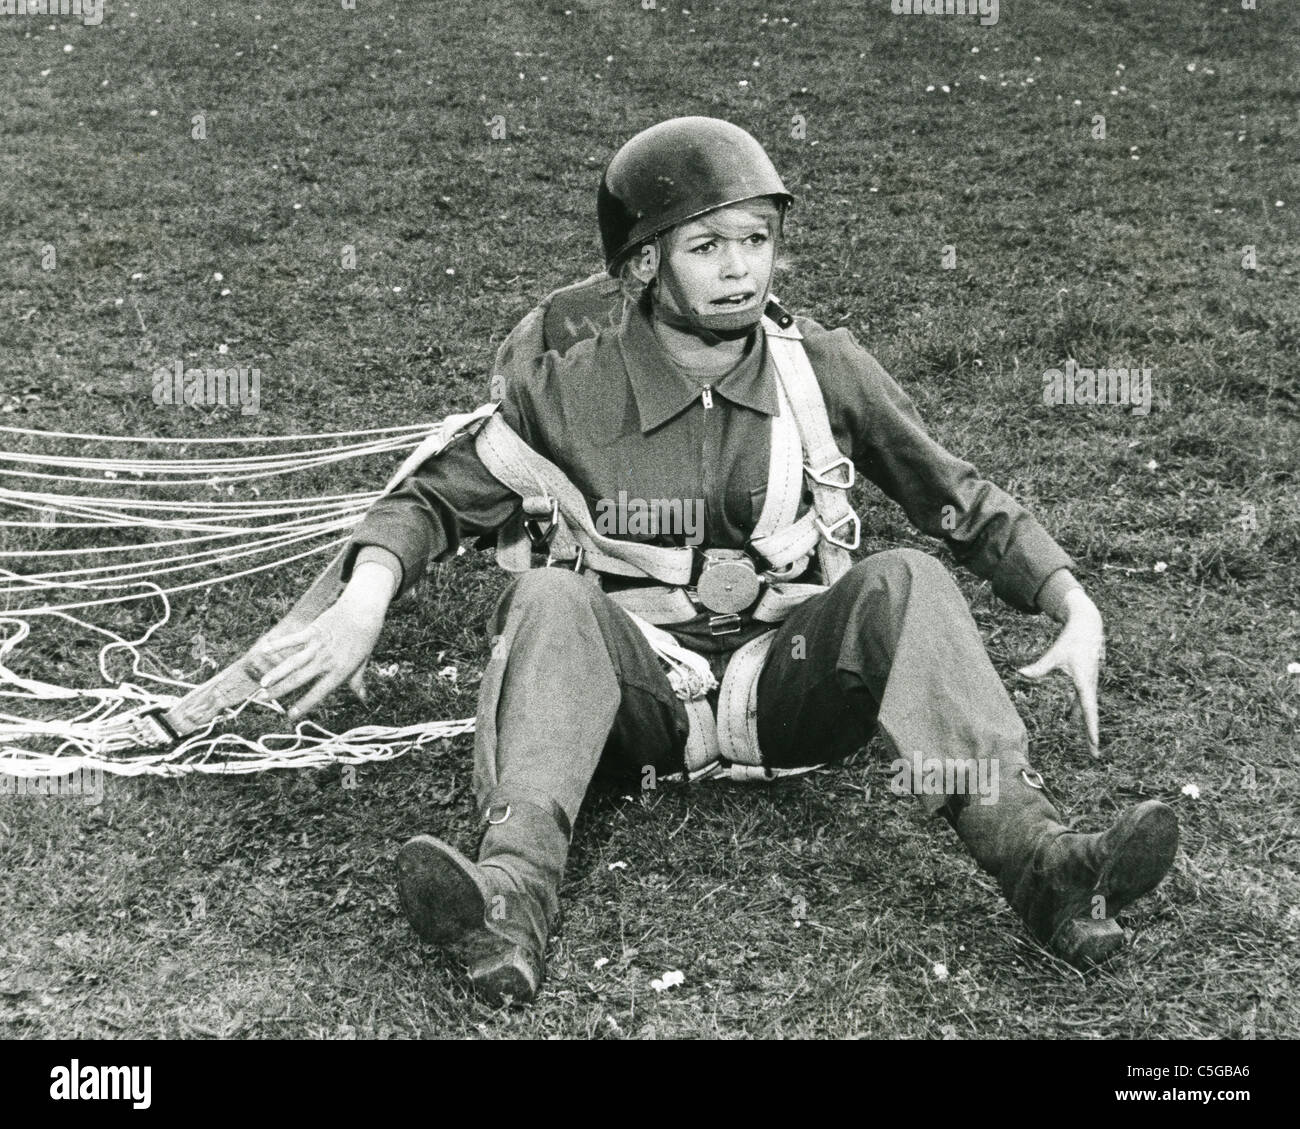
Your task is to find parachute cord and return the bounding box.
[0,421,479,777]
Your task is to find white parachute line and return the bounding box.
[0,431,439,490]
[0,529,344,596]
[0,500,367,555]
[0,653,477,779]
[1,582,192,697]
[4,535,349,616]
[0,501,370,558]
[0,433,425,472]
[0,617,170,709]
[0,495,375,538]
[0,509,361,530]
[4,712,458,783]
[0,516,358,587]
[0,450,401,480]
[49,589,194,692]
[0,682,477,778]
[0,485,380,515]
[0,420,478,779]
[0,724,477,777]
[1,455,396,489]
[0,421,436,444]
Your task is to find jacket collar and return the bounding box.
[617,293,778,433]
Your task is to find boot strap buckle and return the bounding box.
[485,803,512,825]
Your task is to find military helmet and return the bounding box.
[598,117,793,276]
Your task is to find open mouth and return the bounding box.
[711,292,756,307]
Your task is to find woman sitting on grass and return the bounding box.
[247,117,1177,1004]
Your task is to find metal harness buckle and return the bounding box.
[546,544,584,572]
[804,455,855,490]
[523,496,559,548]
[127,705,182,748]
[815,511,861,551]
[708,613,742,636]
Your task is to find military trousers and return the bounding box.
[471,547,1031,826]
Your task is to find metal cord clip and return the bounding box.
[804,455,855,490]
[522,496,559,548]
[130,705,182,747]
[546,544,584,572]
[815,511,861,551]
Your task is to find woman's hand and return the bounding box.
[250,562,395,722]
[1018,583,1106,757]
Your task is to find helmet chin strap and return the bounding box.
[651,259,769,344]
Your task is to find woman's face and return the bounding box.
[655,204,776,321]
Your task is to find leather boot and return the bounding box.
[948,765,1178,966]
[396,788,571,1004]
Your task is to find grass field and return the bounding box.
[1,0,1297,1039]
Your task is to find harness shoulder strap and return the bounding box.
[747,376,820,576]
[761,313,859,586]
[381,403,501,493]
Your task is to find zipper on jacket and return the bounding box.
[699,385,716,549]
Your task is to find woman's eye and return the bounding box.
[689,241,715,255]
[747,233,769,245]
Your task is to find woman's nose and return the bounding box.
[718,241,748,278]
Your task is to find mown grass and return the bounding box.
[1,0,1297,1039]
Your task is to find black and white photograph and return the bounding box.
[0,0,1294,1084]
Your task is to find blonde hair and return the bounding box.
[617,198,786,305]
